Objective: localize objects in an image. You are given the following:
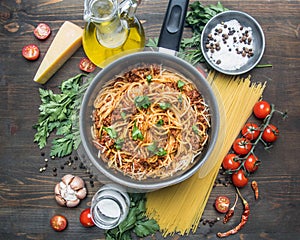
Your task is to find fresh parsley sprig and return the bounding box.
[33,74,92,157]
[105,193,160,240]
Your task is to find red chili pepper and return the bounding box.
[217,188,250,238]
[223,193,238,224]
[251,180,259,200]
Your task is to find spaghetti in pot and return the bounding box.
[91,65,211,180]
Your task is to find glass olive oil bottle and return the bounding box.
[83,0,145,68]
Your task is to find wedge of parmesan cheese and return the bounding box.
[34,21,83,84]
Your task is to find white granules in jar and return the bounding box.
[204,19,254,71]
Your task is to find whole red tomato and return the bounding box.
[222,153,240,170]
[232,170,248,188]
[214,196,230,213]
[233,138,252,155]
[244,154,259,173]
[80,208,95,227]
[241,123,260,140]
[253,100,271,119]
[262,124,279,143]
[50,215,68,232]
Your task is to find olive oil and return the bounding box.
[83,19,145,68]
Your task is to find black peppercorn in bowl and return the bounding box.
[200,10,265,75]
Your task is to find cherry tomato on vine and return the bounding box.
[241,123,260,140]
[80,208,95,227]
[50,215,68,232]
[232,170,248,188]
[262,124,279,143]
[233,138,252,155]
[253,100,271,119]
[222,153,240,170]
[34,23,51,40]
[214,196,230,213]
[22,44,40,61]
[79,57,96,73]
[244,154,259,173]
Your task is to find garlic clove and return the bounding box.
[76,187,87,200]
[70,176,85,190]
[61,174,75,185]
[55,195,67,206]
[66,199,80,208]
[54,183,61,195]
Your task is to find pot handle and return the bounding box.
[158,0,189,54]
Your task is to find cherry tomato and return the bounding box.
[222,153,240,170]
[241,123,260,141]
[244,154,259,173]
[22,44,40,61]
[214,196,230,213]
[80,208,95,227]
[253,100,271,119]
[50,215,68,232]
[79,57,96,73]
[34,23,51,40]
[232,170,248,188]
[233,138,252,155]
[262,124,279,143]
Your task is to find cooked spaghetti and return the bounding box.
[91,65,210,180]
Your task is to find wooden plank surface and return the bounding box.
[0,0,299,239]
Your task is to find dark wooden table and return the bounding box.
[1,0,299,239]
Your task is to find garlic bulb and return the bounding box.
[55,174,87,207]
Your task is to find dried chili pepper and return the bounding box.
[217,188,250,238]
[251,180,259,200]
[223,193,238,224]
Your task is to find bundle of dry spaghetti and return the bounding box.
[146,71,266,236]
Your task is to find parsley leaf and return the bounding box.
[159,102,171,110]
[103,126,118,139]
[147,142,167,157]
[156,119,164,126]
[132,121,144,141]
[146,75,152,83]
[177,80,185,90]
[115,138,124,150]
[134,96,151,109]
[192,125,200,135]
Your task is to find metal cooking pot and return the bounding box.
[79,0,220,192]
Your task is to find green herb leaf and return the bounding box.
[132,122,144,141]
[146,75,152,83]
[121,111,127,120]
[134,95,151,109]
[134,219,160,237]
[147,142,167,157]
[156,119,164,126]
[50,133,74,157]
[192,125,199,135]
[146,37,159,48]
[178,94,183,103]
[177,80,185,90]
[103,126,118,139]
[159,102,171,110]
[115,138,124,150]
